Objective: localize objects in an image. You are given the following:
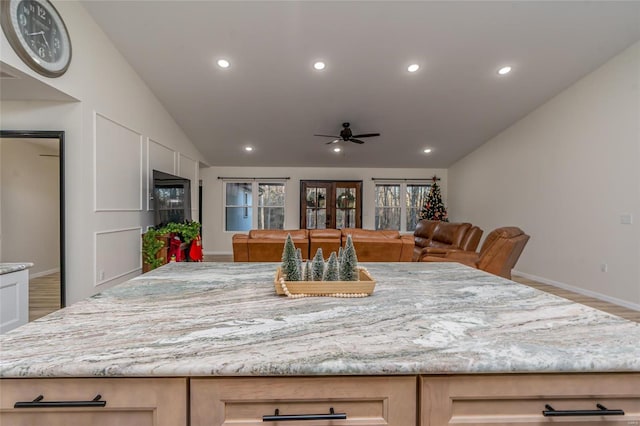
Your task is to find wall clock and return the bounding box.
[1,0,71,77]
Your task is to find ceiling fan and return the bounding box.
[314,122,381,144]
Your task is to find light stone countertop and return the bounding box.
[1,262,639,378]
[0,263,33,275]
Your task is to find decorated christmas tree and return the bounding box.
[281,234,301,281]
[420,179,449,222]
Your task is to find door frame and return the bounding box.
[1,130,66,307]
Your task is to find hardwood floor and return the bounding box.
[28,261,639,325]
[29,272,61,321]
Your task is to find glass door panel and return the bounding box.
[300,181,361,229]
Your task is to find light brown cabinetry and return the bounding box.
[0,378,187,426]
[421,373,640,425]
[191,376,416,426]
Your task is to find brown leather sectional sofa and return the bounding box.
[340,228,414,262]
[232,228,414,262]
[412,220,483,261]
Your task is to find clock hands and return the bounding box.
[26,30,50,49]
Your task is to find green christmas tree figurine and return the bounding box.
[281,234,300,281]
[340,235,359,281]
[420,180,449,222]
[312,248,325,281]
[303,261,313,281]
[323,252,339,281]
[295,247,303,278]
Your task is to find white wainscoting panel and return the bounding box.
[0,269,28,334]
[147,139,176,211]
[95,113,143,211]
[179,153,198,221]
[95,227,142,286]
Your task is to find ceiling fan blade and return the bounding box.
[314,134,340,138]
[325,139,340,145]
[351,133,380,138]
[349,138,365,144]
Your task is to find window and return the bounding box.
[225,181,285,231]
[375,182,431,232]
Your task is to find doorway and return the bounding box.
[300,180,362,229]
[0,130,65,317]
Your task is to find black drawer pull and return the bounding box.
[263,407,346,421]
[543,403,624,417]
[15,394,106,408]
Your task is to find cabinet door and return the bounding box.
[421,374,640,425]
[0,378,187,426]
[301,180,362,229]
[192,376,416,426]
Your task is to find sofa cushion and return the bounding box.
[248,229,308,240]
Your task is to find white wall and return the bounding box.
[0,139,59,276]
[448,41,640,308]
[201,166,447,254]
[1,2,205,304]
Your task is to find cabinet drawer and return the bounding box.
[192,376,416,426]
[421,373,640,425]
[0,377,187,426]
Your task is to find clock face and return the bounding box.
[1,0,72,77]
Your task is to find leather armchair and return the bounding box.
[413,220,481,260]
[420,226,530,279]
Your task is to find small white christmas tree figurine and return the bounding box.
[312,248,325,281]
[281,234,300,281]
[295,247,303,277]
[323,252,339,281]
[303,261,313,281]
[338,246,344,263]
[340,234,359,281]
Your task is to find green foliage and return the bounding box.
[419,182,448,222]
[281,234,300,281]
[142,228,166,270]
[312,248,325,281]
[340,234,359,281]
[161,221,201,243]
[323,252,339,281]
[303,261,313,281]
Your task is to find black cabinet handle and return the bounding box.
[15,394,107,408]
[543,403,624,417]
[263,407,346,421]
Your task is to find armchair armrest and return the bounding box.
[232,234,250,262]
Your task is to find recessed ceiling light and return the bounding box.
[244,146,253,152]
[313,61,326,71]
[217,59,230,69]
[407,64,420,73]
[333,147,341,153]
[423,148,432,154]
[497,66,511,75]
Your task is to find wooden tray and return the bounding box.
[274,267,376,296]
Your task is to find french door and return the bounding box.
[300,180,362,229]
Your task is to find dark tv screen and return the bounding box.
[153,170,192,226]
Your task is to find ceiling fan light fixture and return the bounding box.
[313,61,326,71]
[217,59,230,69]
[497,66,512,75]
[407,64,420,73]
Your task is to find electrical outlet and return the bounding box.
[620,213,633,224]
[600,263,608,273]
[99,270,105,280]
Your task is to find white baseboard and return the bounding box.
[513,269,640,312]
[29,268,60,279]
[203,251,233,256]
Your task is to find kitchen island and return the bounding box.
[1,262,639,425]
[0,262,33,334]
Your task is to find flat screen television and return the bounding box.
[153,170,192,227]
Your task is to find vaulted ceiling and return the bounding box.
[79,1,640,168]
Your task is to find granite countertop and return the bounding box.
[0,263,33,275]
[1,262,639,378]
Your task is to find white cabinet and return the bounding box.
[0,269,28,333]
